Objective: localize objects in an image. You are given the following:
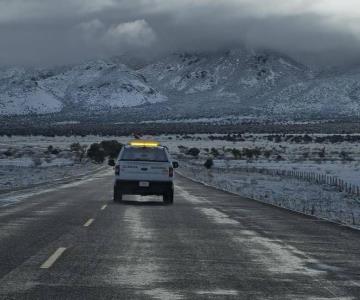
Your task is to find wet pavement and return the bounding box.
[0,174,359,299]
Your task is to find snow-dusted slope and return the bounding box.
[1,49,360,120]
[0,68,63,115]
[263,71,360,117]
[140,49,313,117]
[142,49,309,96]
[140,49,360,119]
[0,60,166,116]
[40,60,166,111]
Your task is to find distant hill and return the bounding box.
[0,59,166,116]
[1,49,360,121]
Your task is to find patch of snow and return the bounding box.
[199,208,239,225]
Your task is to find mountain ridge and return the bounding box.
[1,48,360,121]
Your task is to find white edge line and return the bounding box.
[84,218,95,227]
[40,247,67,269]
[101,204,107,210]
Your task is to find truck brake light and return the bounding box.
[169,167,174,177]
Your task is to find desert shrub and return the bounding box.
[3,149,13,157]
[51,148,60,155]
[87,140,123,163]
[108,158,115,166]
[252,148,261,157]
[87,143,106,163]
[291,136,302,143]
[231,148,242,159]
[47,145,54,153]
[224,134,236,142]
[243,148,256,159]
[70,143,87,161]
[285,135,293,142]
[187,147,200,157]
[210,148,220,157]
[263,150,272,159]
[100,140,123,159]
[303,134,313,143]
[70,143,82,152]
[204,158,214,169]
[339,151,353,161]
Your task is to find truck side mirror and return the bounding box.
[172,161,179,169]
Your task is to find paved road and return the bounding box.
[0,172,359,299]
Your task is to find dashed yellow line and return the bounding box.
[84,218,94,227]
[40,247,66,269]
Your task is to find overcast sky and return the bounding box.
[0,0,360,66]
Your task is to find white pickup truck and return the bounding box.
[113,140,179,204]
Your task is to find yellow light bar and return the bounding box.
[129,140,160,147]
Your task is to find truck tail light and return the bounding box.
[169,167,174,178]
[115,165,120,175]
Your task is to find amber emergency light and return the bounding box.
[128,140,160,147]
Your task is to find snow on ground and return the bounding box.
[0,163,103,194]
[161,133,360,229]
[0,137,107,197]
[213,160,360,186]
[179,160,360,229]
[1,133,360,229]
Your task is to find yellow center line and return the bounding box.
[84,218,94,227]
[101,204,107,210]
[40,247,67,269]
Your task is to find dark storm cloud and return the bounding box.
[0,0,359,66]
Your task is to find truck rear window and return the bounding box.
[120,147,168,162]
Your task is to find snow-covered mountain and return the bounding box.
[1,49,360,120]
[0,60,166,115]
[140,49,360,119]
[0,67,63,115]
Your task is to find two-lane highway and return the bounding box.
[0,172,359,299]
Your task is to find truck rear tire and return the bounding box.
[163,190,174,205]
[113,187,123,203]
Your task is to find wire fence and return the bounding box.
[227,166,360,197]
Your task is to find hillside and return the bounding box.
[140,50,360,119]
[0,60,166,116]
[1,49,360,121]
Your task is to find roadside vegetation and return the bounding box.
[87,140,123,164]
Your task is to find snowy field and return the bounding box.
[179,160,360,229]
[0,137,107,194]
[161,133,360,228]
[1,133,360,228]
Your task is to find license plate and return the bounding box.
[139,181,149,187]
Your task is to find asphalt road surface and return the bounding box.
[0,171,359,300]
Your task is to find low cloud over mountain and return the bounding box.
[1,0,360,66]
